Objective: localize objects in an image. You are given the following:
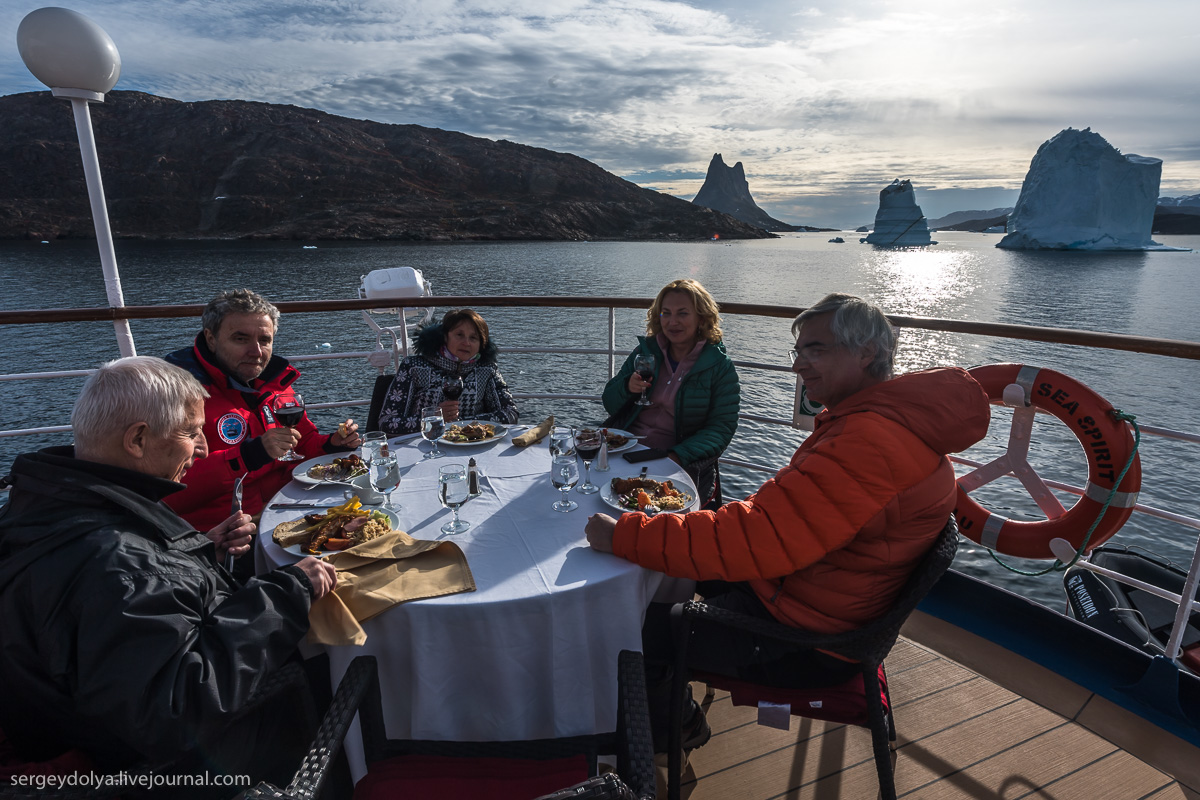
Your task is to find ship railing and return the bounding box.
[5,295,1200,663]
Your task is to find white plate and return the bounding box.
[277,508,400,557]
[593,428,639,454]
[291,453,368,486]
[439,421,509,446]
[600,474,698,514]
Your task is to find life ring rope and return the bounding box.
[986,410,1141,577]
[955,363,1143,568]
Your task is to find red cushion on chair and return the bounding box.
[353,753,591,800]
[0,726,96,781]
[694,665,889,727]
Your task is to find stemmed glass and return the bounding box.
[369,454,402,511]
[442,373,464,403]
[362,431,389,462]
[421,405,445,459]
[634,355,656,406]
[574,429,601,495]
[272,393,306,461]
[551,453,579,512]
[438,463,471,534]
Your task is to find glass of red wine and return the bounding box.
[634,354,656,407]
[272,393,306,462]
[574,429,602,495]
[442,374,464,402]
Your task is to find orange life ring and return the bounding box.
[955,364,1141,560]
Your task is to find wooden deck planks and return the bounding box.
[675,637,1183,800]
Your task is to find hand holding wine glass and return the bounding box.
[440,374,463,422]
[632,355,656,407]
[272,393,306,461]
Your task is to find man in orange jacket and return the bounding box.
[586,293,991,750]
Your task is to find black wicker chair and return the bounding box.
[666,517,960,800]
[246,651,654,800]
[1,662,316,800]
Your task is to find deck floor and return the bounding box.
[678,637,1198,800]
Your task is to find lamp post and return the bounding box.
[17,7,136,357]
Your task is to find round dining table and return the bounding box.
[256,429,696,779]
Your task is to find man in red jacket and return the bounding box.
[165,289,363,531]
[586,293,991,751]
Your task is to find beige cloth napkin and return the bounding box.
[306,530,475,646]
[512,415,555,447]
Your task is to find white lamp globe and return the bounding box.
[17,7,121,94]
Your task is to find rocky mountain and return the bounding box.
[0,91,771,242]
[690,154,826,232]
[926,208,1013,229]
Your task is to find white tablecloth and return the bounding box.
[256,431,694,775]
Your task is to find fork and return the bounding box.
[225,474,245,572]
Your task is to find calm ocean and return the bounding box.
[3,231,1200,606]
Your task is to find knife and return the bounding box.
[269,502,329,510]
[225,475,245,572]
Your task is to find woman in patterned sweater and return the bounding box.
[377,309,519,435]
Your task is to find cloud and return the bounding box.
[5,0,1200,228]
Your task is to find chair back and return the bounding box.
[365,374,395,433]
[826,516,959,665]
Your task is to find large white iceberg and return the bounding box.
[863,179,936,246]
[998,128,1183,251]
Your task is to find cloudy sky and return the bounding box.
[4,0,1199,227]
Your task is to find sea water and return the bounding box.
[3,232,1200,606]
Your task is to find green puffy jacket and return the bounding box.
[602,337,740,498]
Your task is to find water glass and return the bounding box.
[362,431,389,462]
[549,427,575,458]
[551,454,579,512]
[421,405,445,459]
[369,455,402,511]
[438,463,471,534]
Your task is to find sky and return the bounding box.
[3,0,1199,228]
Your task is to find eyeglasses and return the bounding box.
[789,344,834,365]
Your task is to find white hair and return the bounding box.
[72,357,208,450]
[793,293,897,380]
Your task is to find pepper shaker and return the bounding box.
[468,457,480,496]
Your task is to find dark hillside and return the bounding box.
[0,91,770,242]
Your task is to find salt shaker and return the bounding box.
[468,457,480,495]
[596,435,610,472]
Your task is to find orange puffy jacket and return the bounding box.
[612,367,991,633]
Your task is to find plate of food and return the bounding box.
[602,475,697,514]
[292,453,369,486]
[440,421,509,446]
[271,497,400,556]
[577,427,638,454]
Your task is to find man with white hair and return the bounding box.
[165,288,362,530]
[0,356,337,794]
[586,293,992,751]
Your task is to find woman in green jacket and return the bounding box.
[602,279,740,506]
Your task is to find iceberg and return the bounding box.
[862,179,936,246]
[998,128,1185,251]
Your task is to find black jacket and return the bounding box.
[0,448,313,770]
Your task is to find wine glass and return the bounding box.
[369,454,402,511]
[362,431,389,462]
[551,453,579,512]
[442,373,464,402]
[574,429,601,495]
[549,427,575,458]
[421,405,445,459]
[272,393,306,461]
[634,355,656,406]
[438,463,471,534]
